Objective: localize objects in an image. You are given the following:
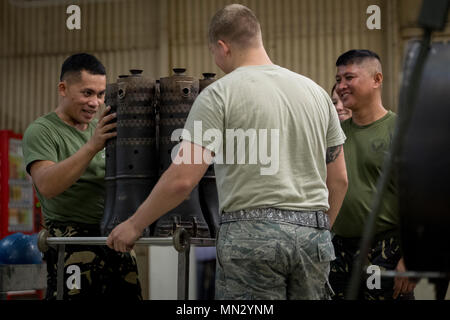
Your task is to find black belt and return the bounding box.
[220,207,330,230]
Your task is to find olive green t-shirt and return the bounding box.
[332,111,399,238]
[182,65,346,214]
[23,112,105,225]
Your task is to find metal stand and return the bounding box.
[56,244,65,300]
[380,270,450,279]
[177,246,190,300]
[37,228,215,300]
[173,228,190,300]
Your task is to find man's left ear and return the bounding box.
[373,72,383,88]
[58,81,67,97]
[218,40,231,56]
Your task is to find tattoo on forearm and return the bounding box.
[326,145,342,164]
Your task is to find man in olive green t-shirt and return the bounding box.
[23,53,142,300]
[331,49,415,300]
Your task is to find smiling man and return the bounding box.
[330,49,415,300]
[22,53,142,300]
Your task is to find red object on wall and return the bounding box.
[1,130,44,300]
[0,130,39,239]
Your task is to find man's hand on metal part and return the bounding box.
[86,106,117,153]
[393,257,416,299]
[107,218,142,252]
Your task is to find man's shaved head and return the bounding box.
[60,53,106,83]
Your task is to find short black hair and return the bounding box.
[336,49,381,67]
[60,53,106,82]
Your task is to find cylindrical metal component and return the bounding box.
[198,72,220,238]
[43,236,215,247]
[116,70,157,178]
[150,186,207,238]
[198,72,217,179]
[198,179,220,238]
[102,82,119,237]
[158,68,199,173]
[399,41,450,273]
[153,68,210,238]
[101,179,117,236]
[104,82,118,179]
[199,72,216,92]
[109,177,157,237]
[102,70,158,237]
[37,228,49,253]
[46,237,174,246]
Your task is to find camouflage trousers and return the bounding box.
[44,221,142,300]
[215,220,335,300]
[329,231,415,300]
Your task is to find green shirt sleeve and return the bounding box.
[23,122,59,174]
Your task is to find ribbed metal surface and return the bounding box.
[0,0,159,57]
[0,0,429,134]
[0,0,163,133]
[0,54,60,132]
[168,0,389,99]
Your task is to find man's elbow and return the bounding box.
[164,162,204,197]
[30,162,59,199]
[37,185,57,199]
[338,173,349,193]
[172,178,197,197]
[33,180,58,199]
[328,172,348,191]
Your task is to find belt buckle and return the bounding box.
[315,211,321,228]
[316,211,328,230]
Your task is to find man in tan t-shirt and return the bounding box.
[107,4,348,300]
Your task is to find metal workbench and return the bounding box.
[37,228,215,300]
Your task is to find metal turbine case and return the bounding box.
[197,72,220,238]
[101,81,119,237]
[102,70,157,237]
[399,42,450,273]
[153,68,210,238]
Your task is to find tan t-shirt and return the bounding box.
[182,65,345,214]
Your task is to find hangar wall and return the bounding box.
[1,0,449,300]
[0,0,409,133]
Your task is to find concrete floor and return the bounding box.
[146,247,450,300]
[414,278,450,300]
